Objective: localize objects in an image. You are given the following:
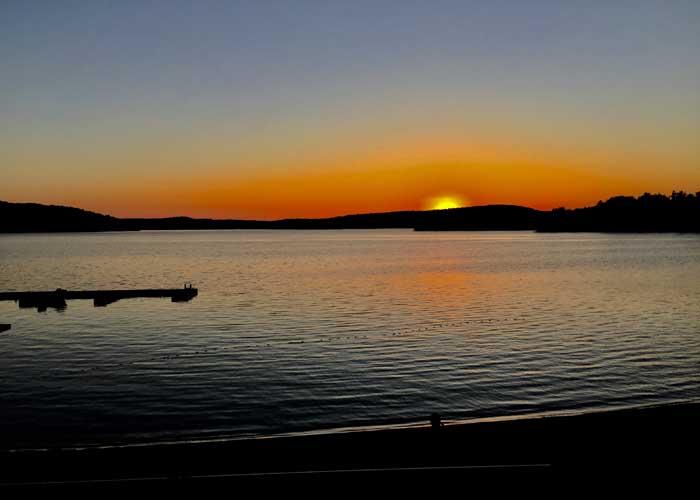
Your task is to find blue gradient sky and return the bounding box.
[2,1,699,218]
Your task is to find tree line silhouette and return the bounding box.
[535,191,700,233]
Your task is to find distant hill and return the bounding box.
[414,205,540,231]
[1,191,698,233]
[0,200,125,233]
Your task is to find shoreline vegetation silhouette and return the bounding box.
[1,191,698,234]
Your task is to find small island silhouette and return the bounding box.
[1,191,698,233]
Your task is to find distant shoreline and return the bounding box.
[2,191,699,233]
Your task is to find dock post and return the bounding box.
[430,413,443,432]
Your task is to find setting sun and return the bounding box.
[425,195,467,211]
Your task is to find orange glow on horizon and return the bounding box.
[7,133,690,220]
[43,159,658,220]
[424,195,469,211]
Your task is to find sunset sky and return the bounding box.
[2,1,699,219]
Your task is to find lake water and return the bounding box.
[1,230,699,450]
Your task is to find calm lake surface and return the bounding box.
[1,230,699,449]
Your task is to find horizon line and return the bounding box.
[3,189,699,222]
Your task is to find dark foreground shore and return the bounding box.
[1,402,697,491]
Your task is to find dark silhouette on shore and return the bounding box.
[1,191,698,234]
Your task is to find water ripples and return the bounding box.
[0,230,699,449]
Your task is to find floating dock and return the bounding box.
[0,285,198,311]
